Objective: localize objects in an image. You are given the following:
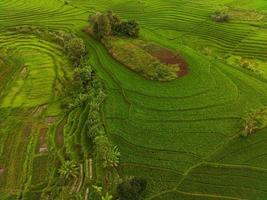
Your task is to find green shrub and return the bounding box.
[117,177,147,200]
[211,11,230,22]
[241,107,267,137]
[90,13,112,40]
[107,10,122,35]
[89,11,140,39]
[64,37,86,66]
[118,20,140,38]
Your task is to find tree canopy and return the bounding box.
[89,11,140,39]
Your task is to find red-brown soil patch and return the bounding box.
[147,46,189,77]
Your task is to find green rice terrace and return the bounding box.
[0,0,267,199]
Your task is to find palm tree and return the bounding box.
[101,192,113,200]
[59,160,80,180]
[105,146,120,168]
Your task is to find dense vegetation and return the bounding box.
[0,0,267,200]
[89,11,140,40]
[87,12,182,81]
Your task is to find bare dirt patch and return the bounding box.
[145,44,189,77]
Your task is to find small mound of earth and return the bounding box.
[144,44,189,77]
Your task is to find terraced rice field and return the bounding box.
[1,0,267,199]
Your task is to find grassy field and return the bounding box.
[0,0,267,199]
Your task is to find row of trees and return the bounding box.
[10,26,134,199]
[61,47,124,200]
[17,26,147,199]
[67,60,147,200]
[89,11,140,40]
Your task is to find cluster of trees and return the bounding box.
[64,37,86,66]
[211,11,230,22]
[63,58,122,196]
[11,25,126,199]
[44,30,86,66]
[89,11,140,40]
[62,65,95,110]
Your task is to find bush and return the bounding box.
[73,65,93,88]
[117,177,147,200]
[107,10,122,35]
[64,37,86,66]
[241,108,267,137]
[118,20,139,38]
[90,13,111,40]
[211,11,230,22]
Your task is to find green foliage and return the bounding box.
[91,13,112,40]
[117,20,140,38]
[61,64,94,110]
[241,107,267,137]
[90,11,140,39]
[73,65,93,89]
[64,37,86,66]
[116,177,147,200]
[211,11,230,22]
[107,10,122,35]
[101,192,113,200]
[95,136,120,169]
[92,185,113,200]
[58,160,80,180]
